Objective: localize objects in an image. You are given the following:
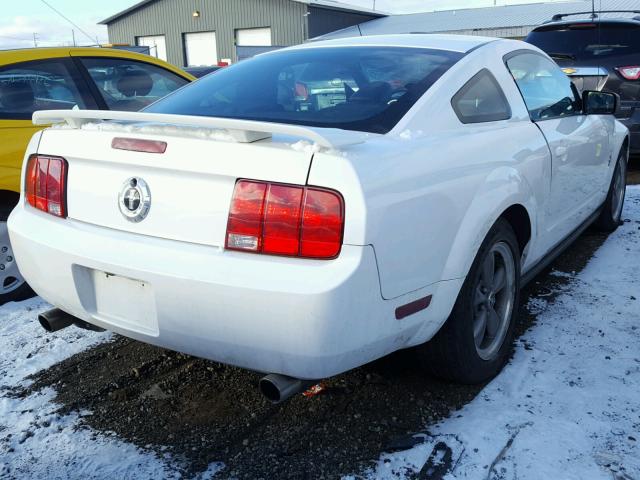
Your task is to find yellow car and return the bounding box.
[0,47,194,303]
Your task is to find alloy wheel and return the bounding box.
[0,221,25,294]
[473,241,516,361]
[611,156,627,222]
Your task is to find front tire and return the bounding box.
[594,150,627,232]
[0,206,34,305]
[416,219,520,384]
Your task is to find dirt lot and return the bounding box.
[9,165,640,479]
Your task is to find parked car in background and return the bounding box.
[525,11,640,153]
[0,47,193,303]
[184,66,223,78]
[8,35,628,403]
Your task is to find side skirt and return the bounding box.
[521,206,602,287]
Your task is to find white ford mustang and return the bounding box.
[8,34,628,402]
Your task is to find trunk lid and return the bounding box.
[37,125,314,248]
[559,66,609,92]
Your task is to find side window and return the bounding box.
[0,60,86,120]
[79,57,189,112]
[452,69,511,124]
[506,52,578,121]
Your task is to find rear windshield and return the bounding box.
[145,47,463,134]
[526,22,640,60]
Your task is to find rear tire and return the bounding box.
[0,205,34,306]
[415,219,521,384]
[594,150,627,232]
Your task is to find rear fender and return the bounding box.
[441,166,537,284]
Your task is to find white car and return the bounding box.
[8,35,628,403]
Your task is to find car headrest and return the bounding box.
[116,70,154,98]
[0,80,36,111]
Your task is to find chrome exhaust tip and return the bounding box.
[38,308,75,333]
[259,374,315,404]
[38,308,105,333]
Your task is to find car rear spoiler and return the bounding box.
[32,109,371,149]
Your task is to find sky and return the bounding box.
[0,0,573,49]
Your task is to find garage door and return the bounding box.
[236,28,272,47]
[184,31,218,67]
[136,35,167,62]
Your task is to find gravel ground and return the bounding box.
[12,167,639,480]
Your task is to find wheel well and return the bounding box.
[622,136,630,160]
[500,205,531,256]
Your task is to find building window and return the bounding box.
[184,31,218,67]
[236,27,272,47]
[235,27,274,61]
[136,35,168,62]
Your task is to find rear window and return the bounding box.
[145,47,463,134]
[526,22,640,60]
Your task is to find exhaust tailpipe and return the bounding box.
[259,374,316,404]
[38,308,105,333]
[38,308,75,333]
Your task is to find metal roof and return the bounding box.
[315,0,640,39]
[99,0,385,25]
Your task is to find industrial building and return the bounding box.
[318,0,640,40]
[100,0,384,67]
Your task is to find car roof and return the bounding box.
[533,16,640,31]
[295,33,498,53]
[0,47,194,81]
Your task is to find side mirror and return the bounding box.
[582,90,617,115]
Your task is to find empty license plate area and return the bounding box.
[75,267,159,336]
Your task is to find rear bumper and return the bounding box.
[8,204,458,379]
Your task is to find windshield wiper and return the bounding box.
[548,52,577,60]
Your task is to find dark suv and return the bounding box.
[526,11,640,152]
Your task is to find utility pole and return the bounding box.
[72,29,76,46]
[33,33,38,47]
[372,0,376,10]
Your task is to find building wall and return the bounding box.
[106,0,308,66]
[307,7,380,38]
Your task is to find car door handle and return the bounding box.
[555,146,568,157]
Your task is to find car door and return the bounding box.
[0,57,96,195]
[505,51,610,252]
[73,56,190,112]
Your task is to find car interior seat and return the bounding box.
[114,70,154,111]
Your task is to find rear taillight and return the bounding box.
[617,66,640,81]
[25,155,67,218]
[226,180,344,259]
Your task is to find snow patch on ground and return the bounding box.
[362,186,640,480]
[0,299,223,479]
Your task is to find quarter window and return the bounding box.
[506,52,578,121]
[452,69,511,124]
[0,60,86,120]
[79,57,189,112]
